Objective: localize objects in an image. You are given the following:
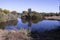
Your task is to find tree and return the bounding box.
[3,9,10,14]
[32,11,36,13]
[0,8,2,12]
[11,11,17,15]
[0,12,7,22]
[11,11,18,18]
[22,11,28,14]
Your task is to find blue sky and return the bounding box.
[0,0,59,13]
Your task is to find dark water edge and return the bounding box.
[0,20,18,29]
[30,26,60,40]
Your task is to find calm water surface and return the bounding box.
[1,18,60,32]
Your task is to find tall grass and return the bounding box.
[0,29,32,40]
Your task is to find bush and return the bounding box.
[0,29,32,40]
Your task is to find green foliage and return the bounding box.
[0,22,6,29]
[3,9,10,14]
[22,11,28,14]
[22,11,43,23]
[11,11,17,13]
[0,8,2,12]
[30,12,43,23]
[0,13,7,22]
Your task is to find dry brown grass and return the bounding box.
[0,29,32,40]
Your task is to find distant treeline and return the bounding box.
[0,8,60,18]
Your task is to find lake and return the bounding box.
[0,18,60,32]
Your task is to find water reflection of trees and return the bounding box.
[0,20,18,29]
[0,22,6,29]
[21,11,43,23]
[6,20,18,26]
[21,15,42,23]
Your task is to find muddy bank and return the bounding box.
[30,27,60,40]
